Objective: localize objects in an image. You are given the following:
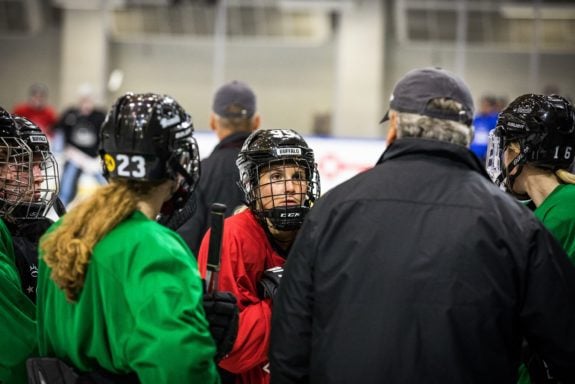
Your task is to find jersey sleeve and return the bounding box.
[123,230,219,383]
[198,225,273,374]
[0,225,36,384]
[535,205,575,263]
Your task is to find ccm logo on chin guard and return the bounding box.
[280,212,301,218]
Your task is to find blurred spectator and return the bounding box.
[55,84,106,207]
[470,94,499,163]
[12,83,58,140]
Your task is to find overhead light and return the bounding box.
[107,69,124,93]
[278,0,354,12]
[51,0,127,10]
[500,4,575,20]
[51,0,128,10]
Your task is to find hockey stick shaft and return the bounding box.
[206,203,226,293]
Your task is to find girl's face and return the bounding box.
[503,146,515,173]
[503,143,522,177]
[502,143,528,195]
[0,154,43,203]
[256,163,308,211]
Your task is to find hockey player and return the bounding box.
[197,129,320,384]
[0,108,59,383]
[486,93,575,383]
[487,93,575,260]
[8,115,60,303]
[34,93,222,382]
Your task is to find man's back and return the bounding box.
[176,80,259,255]
[177,131,250,254]
[271,138,575,383]
[198,131,250,215]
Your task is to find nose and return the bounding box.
[32,164,43,184]
[284,178,296,193]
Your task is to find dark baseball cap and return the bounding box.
[213,80,256,119]
[381,67,474,126]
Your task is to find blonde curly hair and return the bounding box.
[40,179,160,301]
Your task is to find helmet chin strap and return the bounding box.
[504,153,531,201]
[160,156,196,216]
[169,155,197,187]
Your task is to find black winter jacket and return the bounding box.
[270,138,575,384]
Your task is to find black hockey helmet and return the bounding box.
[0,106,17,136]
[99,93,200,213]
[14,115,51,153]
[486,94,575,193]
[0,108,36,218]
[11,116,59,219]
[237,129,320,230]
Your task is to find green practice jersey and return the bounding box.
[37,210,219,383]
[518,183,575,384]
[0,217,36,384]
[534,184,575,262]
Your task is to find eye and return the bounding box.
[270,172,283,182]
[291,171,306,181]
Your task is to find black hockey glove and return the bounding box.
[257,266,283,301]
[203,291,239,361]
[27,358,78,384]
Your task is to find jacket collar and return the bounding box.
[214,131,252,150]
[377,137,491,179]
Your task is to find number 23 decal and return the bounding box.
[116,154,146,178]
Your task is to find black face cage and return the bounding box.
[243,158,320,231]
[160,136,201,215]
[0,138,59,219]
[485,128,505,190]
[485,126,529,197]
